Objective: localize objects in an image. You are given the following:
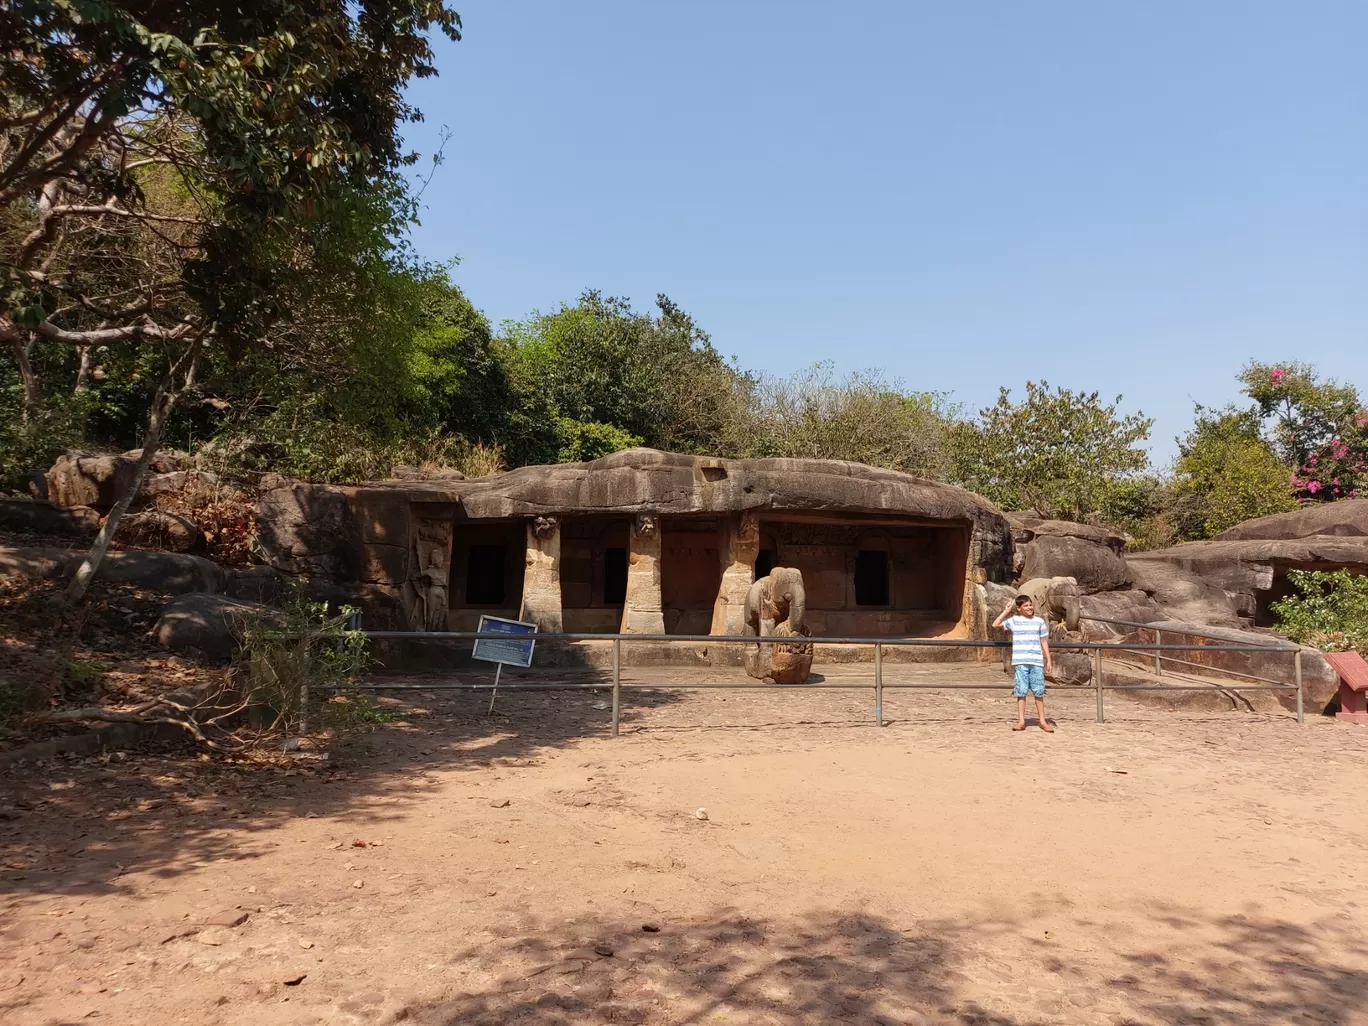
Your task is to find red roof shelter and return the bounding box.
[1326,651,1368,724]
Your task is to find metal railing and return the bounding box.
[354,628,1307,734]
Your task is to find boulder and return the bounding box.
[1018,533,1132,593]
[0,545,76,580]
[0,498,101,538]
[94,550,226,594]
[21,470,48,501]
[1017,576,1081,632]
[225,565,286,603]
[1008,516,1131,594]
[1048,652,1092,686]
[255,479,364,579]
[115,509,206,554]
[154,593,272,662]
[47,450,185,510]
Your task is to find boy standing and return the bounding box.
[993,595,1055,732]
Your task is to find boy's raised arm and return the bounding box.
[991,598,1014,629]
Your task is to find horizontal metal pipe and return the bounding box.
[1079,615,1294,650]
[363,631,1295,653]
[325,680,1295,693]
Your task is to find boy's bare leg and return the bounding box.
[1035,697,1054,732]
[1013,697,1027,730]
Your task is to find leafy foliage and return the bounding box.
[949,381,1153,520]
[233,588,371,741]
[1239,362,1366,502]
[1271,569,1368,655]
[728,363,952,478]
[1171,406,1297,538]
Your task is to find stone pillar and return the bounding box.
[522,516,563,633]
[710,512,759,637]
[619,514,665,634]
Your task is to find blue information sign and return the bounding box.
[472,615,538,668]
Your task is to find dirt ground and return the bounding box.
[3,667,1368,1026]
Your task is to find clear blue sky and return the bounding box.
[400,1,1366,463]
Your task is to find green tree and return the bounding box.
[1239,361,1366,502]
[725,363,952,477]
[950,381,1153,521]
[0,1,461,599]
[498,291,746,464]
[1170,406,1297,538]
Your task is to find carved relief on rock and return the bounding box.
[406,517,453,632]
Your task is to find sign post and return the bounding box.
[472,614,538,714]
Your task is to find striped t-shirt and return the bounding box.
[1003,615,1049,667]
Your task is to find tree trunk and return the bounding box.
[64,338,203,605]
[11,338,41,421]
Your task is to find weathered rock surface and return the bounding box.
[255,448,1015,586]
[0,545,225,594]
[116,509,206,554]
[1215,498,1368,541]
[154,593,271,661]
[47,450,185,510]
[0,498,101,538]
[0,545,73,579]
[1049,652,1092,686]
[1078,589,1165,638]
[1134,620,1339,711]
[1127,557,1242,627]
[1008,516,1131,594]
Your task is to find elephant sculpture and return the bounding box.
[743,566,812,684]
[1015,575,1090,685]
[1017,575,1081,634]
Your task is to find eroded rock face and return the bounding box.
[1126,557,1241,627]
[1215,499,1368,541]
[0,545,224,594]
[1008,516,1131,594]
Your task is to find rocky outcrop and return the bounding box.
[47,450,185,510]
[1126,557,1242,627]
[0,498,101,538]
[1007,516,1131,594]
[0,545,225,594]
[254,449,1016,587]
[1215,499,1368,541]
[116,509,206,554]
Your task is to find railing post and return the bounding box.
[612,638,622,738]
[1153,629,1162,678]
[1294,648,1304,726]
[1093,647,1104,723]
[874,642,883,727]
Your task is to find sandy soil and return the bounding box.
[3,669,1367,1026]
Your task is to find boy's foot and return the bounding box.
[1039,721,1055,733]
[1011,722,1027,731]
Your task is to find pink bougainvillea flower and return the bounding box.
[1307,480,1321,494]
[1270,367,1286,383]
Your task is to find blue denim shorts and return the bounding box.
[1013,664,1046,698]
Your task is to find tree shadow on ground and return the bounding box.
[304,906,1368,1026]
[0,670,677,902]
